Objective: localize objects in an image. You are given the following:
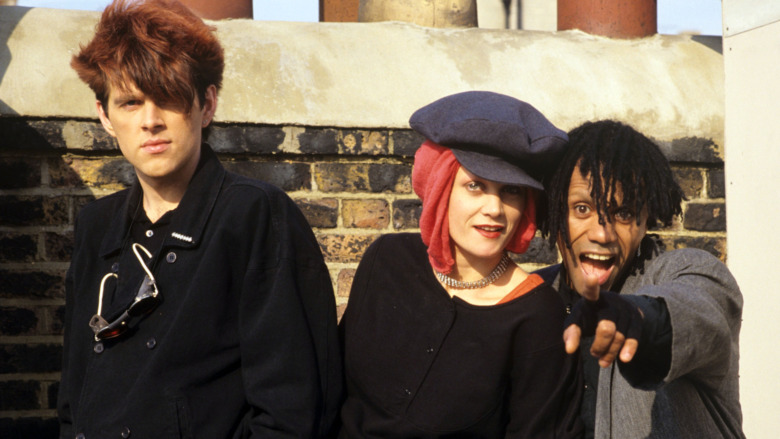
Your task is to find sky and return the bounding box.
[12,0,723,36]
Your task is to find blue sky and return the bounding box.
[13,0,723,36]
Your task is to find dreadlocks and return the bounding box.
[540,120,685,249]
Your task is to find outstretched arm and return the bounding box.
[563,248,738,389]
[563,273,642,368]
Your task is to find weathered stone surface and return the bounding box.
[673,168,704,199]
[0,195,70,226]
[317,234,378,263]
[2,10,726,144]
[44,231,74,262]
[0,417,59,439]
[314,163,412,193]
[392,199,422,229]
[342,199,390,229]
[0,157,41,188]
[337,268,356,298]
[391,129,424,157]
[48,156,88,188]
[336,303,347,321]
[0,119,65,150]
[654,213,683,232]
[47,381,60,410]
[708,168,725,198]
[61,121,117,150]
[660,137,722,164]
[0,381,39,410]
[0,232,37,262]
[0,344,63,374]
[51,157,134,189]
[91,159,136,187]
[684,202,726,231]
[511,236,559,265]
[51,305,66,335]
[295,198,339,228]
[207,125,286,154]
[74,195,99,215]
[314,163,370,192]
[668,235,727,262]
[340,130,389,155]
[224,161,311,191]
[0,307,38,336]
[367,163,412,193]
[0,269,66,299]
[298,128,339,154]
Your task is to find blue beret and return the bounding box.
[409,91,567,190]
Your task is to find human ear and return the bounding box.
[200,85,218,128]
[96,100,117,138]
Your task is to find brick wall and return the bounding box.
[0,116,726,436]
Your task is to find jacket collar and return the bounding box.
[99,144,226,258]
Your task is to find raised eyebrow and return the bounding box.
[568,192,594,204]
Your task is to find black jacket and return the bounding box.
[58,145,343,438]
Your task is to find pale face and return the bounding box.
[560,168,648,293]
[447,167,525,267]
[97,83,217,191]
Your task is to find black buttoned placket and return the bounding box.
[129,208,174,258]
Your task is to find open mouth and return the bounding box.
[579,253,615,286]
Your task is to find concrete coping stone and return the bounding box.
[0,6,723,147]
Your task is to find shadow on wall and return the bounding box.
[0,5,29,115]
[692,35,723,55]
[0,11,126,432]
[0,119,121,439]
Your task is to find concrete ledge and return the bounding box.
[1,6,723,145]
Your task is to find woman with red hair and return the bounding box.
[339,91,583,438]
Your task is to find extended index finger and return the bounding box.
[620,338,639,363]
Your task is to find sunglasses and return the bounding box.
[89,243,160,341]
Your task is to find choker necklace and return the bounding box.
[435,254,512,289]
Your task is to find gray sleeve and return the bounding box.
[626,249,743,389]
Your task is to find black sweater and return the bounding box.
[339,233,583,438]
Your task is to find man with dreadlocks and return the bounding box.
[536,120,744,438]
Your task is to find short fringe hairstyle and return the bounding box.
[71,0,224,113]
[540,120,686,249]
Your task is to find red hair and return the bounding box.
[71,0,224,113]
[412,141,538,274]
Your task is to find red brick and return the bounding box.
[337,268,356,298]
[317,234,378,263]
[296,198,339,228]
[342,199,389,229]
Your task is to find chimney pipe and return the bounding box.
[320,0,359,22]
[558,0,657,39]
[179,0,253,19]
[357,0,478,27]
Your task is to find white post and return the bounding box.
[722,1,780,436]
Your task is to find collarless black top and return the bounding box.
[339,233,583,438]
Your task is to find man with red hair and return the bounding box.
[58,1,342,437]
